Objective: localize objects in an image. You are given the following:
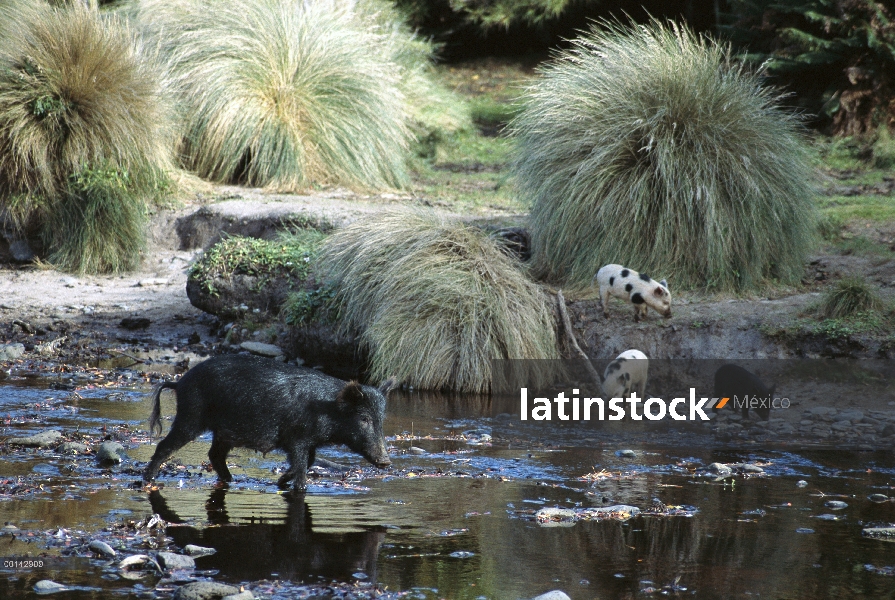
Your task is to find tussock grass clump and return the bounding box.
[129,0,414,190]
[0,0,173,272]
[320,211,559,393]
[512,19,818,291]
[818,277,885,319]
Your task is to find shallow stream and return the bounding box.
[3,376,895,599]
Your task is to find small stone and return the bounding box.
[239,341,284,358]
[0,343,25,361]
[34,580,67,593]
[741,464,764,474]
[616,449,636,458]
[408,447,427,455]
[173,581,240,600]
[157,552,196,571]
[708,463,732,477]
[863,527,895,538]
[59,442,89,455]
[825,500,848,510]
[88,540,117,557]
[137,278,168,287]
[96,442,126,463]
[530,592,572,600]
[184,544,217,557]
[869,494,890,503]
[8,430,62,448]
[221,592,254,600]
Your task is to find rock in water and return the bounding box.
[157,552,196,571]
[96,442,126,463]
[88,540,117,557]
[173,581,241,600]
[8,430,62,448]
[34,580,68,593]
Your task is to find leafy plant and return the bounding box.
[817,275,885,318]
[512,18,818,291]
[723,0,895,135]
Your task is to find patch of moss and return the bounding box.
[190,230,326,296]
[282,286,337,326]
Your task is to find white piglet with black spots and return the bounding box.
[601,350,649,399]
[595,264,671,322]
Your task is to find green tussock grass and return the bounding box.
[319,210,559,393]
[817,276,886,320]
[128,0,417,191]
[0,0,173,272]
[511,19,818,291]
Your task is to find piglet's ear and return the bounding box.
[659,279,667,288]
[337,381,365,405]
[653,286,666,297]
[378,377,397,396]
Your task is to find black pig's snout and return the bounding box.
[375,458,392,468]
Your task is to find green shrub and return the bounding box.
[319,210,559,393]
[817,276,885,319]
[0,0,173,272]
[512,19,818,291]
[128,0,417,191]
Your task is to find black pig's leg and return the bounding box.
[143,418,201,482]
[281,444,310,492]
[208,437,233,482]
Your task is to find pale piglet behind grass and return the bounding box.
[594,264,672,322]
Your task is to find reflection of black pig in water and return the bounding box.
[148,489,385,582]
[142,354,394,492]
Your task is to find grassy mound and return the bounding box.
[319,211,558,393]
[818,277,885,320]
[511,19,818,291]
[128,0,416,191]
[0,1,173,273]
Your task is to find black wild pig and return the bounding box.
[594,264,671,322]
[143,355,394,491]
[713,364,775,420]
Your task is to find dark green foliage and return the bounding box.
[818,276,885,318]
[724,0,895,135]
[512,19,818,291]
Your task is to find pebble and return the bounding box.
[157,552,196,571]
[530,592,572,600]
[797,480,809,488]
[34,580,68,593]
[0,342,25,361]
[137,278,169,287]
[707,463,732,477]
[173,581,240,600]
[88,540,117,557]
[407,446,427,455]
[184,544,217,557]
[616,449,636,458]
[239,341,284,357]
[59,442,89,455]
[863,527,895,538]
[96,442,126,463]
[868,494,890,503]
[222,592,254,600]
[8,430,62,448]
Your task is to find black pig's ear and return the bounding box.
[378,377,397,396]
[337,381,365,405]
